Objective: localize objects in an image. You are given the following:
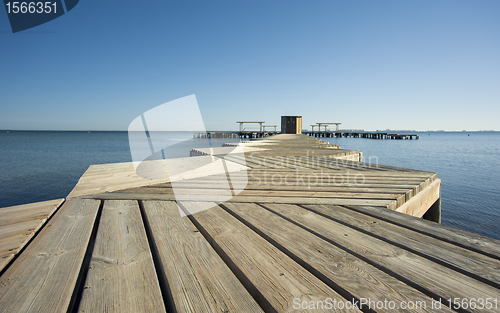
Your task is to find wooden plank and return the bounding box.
[262,203,500,312]
[142,182,418,199]
[185,201,361,312]
[139,182,413,193]
[237,190,404,205]
[173,178,427,192]
[68,156,248,199]
[242,157,435,172]
[184,171,431,183]
[120,186,413,204]
[86,192,396,208]
[396,179,440,216]
[0,219,45,240]
[113,187,404,201]
[0,198,65,271]
[142,200,263,313]
[237,167,435,176]
[0,232,41,267]
[0,234,31,255]
[0,220,47,271]
[78,200,165,312]
[350,205,500,260]
[239,169,436,178]
[244,154,433,173]
[222,202,454,313]
[67,162,168,198]
[140,181,422,191]
[0,198,64,227]
[0,198,100,313]
[303,204,500,288]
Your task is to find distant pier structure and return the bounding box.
[236,121,279,138]
[192,132,240,139]
[303,130,419,140]
[193,116,419,139]
[193,120,279,139]
[281,116,302,134]
[316,122,341,132]
[262,125,277,132]
[304,121,419,139]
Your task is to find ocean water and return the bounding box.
[0,131,499,241]
[0,131,232,208]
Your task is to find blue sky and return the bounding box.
[1,0,499,131]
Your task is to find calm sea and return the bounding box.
[0,131,499,241]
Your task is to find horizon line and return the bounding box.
[1,129,499,132]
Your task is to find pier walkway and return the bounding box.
[0,135,499,312]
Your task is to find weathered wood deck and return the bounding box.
[0,134,499,312]
[0,199,64,273]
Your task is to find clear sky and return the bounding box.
[1,0,499,131]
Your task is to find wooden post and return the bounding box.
[422,197,441,223]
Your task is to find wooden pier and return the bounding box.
[1,134,499,312]
[303,131,419,140]
[193,131,279,139]
[193,132,241,139]
[193,131,419,140]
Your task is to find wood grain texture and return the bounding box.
[86,192,396,208]
[350,205,500,260]
[78,200,165,313]
[263,203,500,313]
[67,156,248,199]
[222,202,454,313]
[186,201,361,313]
[396,179,441,217]
[0,198,65,272]
[302,204,500,287]
[0,198,100,313]
[142,200,263,313]
[0,198,64,227]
